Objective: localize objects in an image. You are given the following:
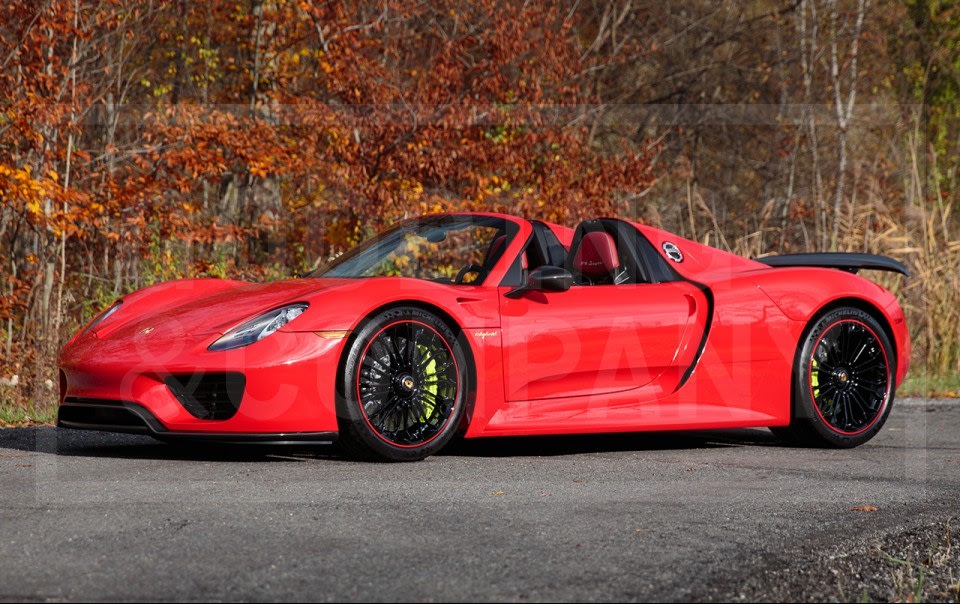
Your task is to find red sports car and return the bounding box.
[57,213,910,461]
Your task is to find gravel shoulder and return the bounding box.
[713,516,960,602]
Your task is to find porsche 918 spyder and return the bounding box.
[57,213,910,461]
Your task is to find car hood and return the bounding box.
[93,278,351,345]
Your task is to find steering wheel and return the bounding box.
[454,264,485,284]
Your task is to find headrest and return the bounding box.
[573,231,620,278]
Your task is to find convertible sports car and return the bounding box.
[57,212,910,461]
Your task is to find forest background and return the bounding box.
[2,0,959,423]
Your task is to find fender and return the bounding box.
[751,267,910,385]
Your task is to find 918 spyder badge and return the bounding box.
[662,242,684,263]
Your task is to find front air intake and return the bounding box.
[164,373,245,420]
[58,398,151,433]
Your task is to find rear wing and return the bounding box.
[756,253,909,277]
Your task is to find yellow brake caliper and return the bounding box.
[811,358,820,398]
[812,357,834,414]
[418,344,438,419]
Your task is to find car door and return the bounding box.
[498,281,704,400]
[497,219,707,401]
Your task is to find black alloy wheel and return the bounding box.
[336,307,468,461]
[771,307,896,448]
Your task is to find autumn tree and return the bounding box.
[0,0,653,413]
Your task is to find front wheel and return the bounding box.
[335,307,468,461]
[773,307,896,448]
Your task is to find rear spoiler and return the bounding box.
[756,253,909,277]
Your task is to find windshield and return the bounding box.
[312,215,518,285]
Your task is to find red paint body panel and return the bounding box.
[473,274,793,436]
[498,282,706,400]
[62,330,345,433]
[634,222,909,386]
[751,269,910,385]
[58,212,911,441]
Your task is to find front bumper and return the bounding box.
[57,398,338,444]
[58,330,347,436]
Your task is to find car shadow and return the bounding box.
[439,428,781,457]
[0,427,338,463]
[0,425,784,462]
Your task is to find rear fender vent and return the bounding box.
[164,373,245,421]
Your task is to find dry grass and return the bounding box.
[0,397,57,427]
[899,371,960,398]
[869,521,960,603]
[685,143,960,392]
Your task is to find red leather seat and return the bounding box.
[572,231,620,282]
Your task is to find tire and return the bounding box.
[335,307,468,461]
[773,307,896,448]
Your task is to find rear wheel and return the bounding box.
[773,307,895,448]
[335,307,467,461]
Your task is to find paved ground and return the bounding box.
[1,399,958,602]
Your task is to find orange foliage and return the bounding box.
[0,0,652,399]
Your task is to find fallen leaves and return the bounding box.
[850,505,879,512]
[0,418,53,428]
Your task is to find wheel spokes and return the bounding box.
[357,321,458,446]
[809,320,889,434]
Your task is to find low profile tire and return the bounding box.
[335,307,468,462]
[773,307,896,448]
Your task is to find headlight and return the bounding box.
[83,300,122,335]
[208,303,309,351]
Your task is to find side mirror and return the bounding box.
[505,266,573,298]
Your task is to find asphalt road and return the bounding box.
[1,399,959,602]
